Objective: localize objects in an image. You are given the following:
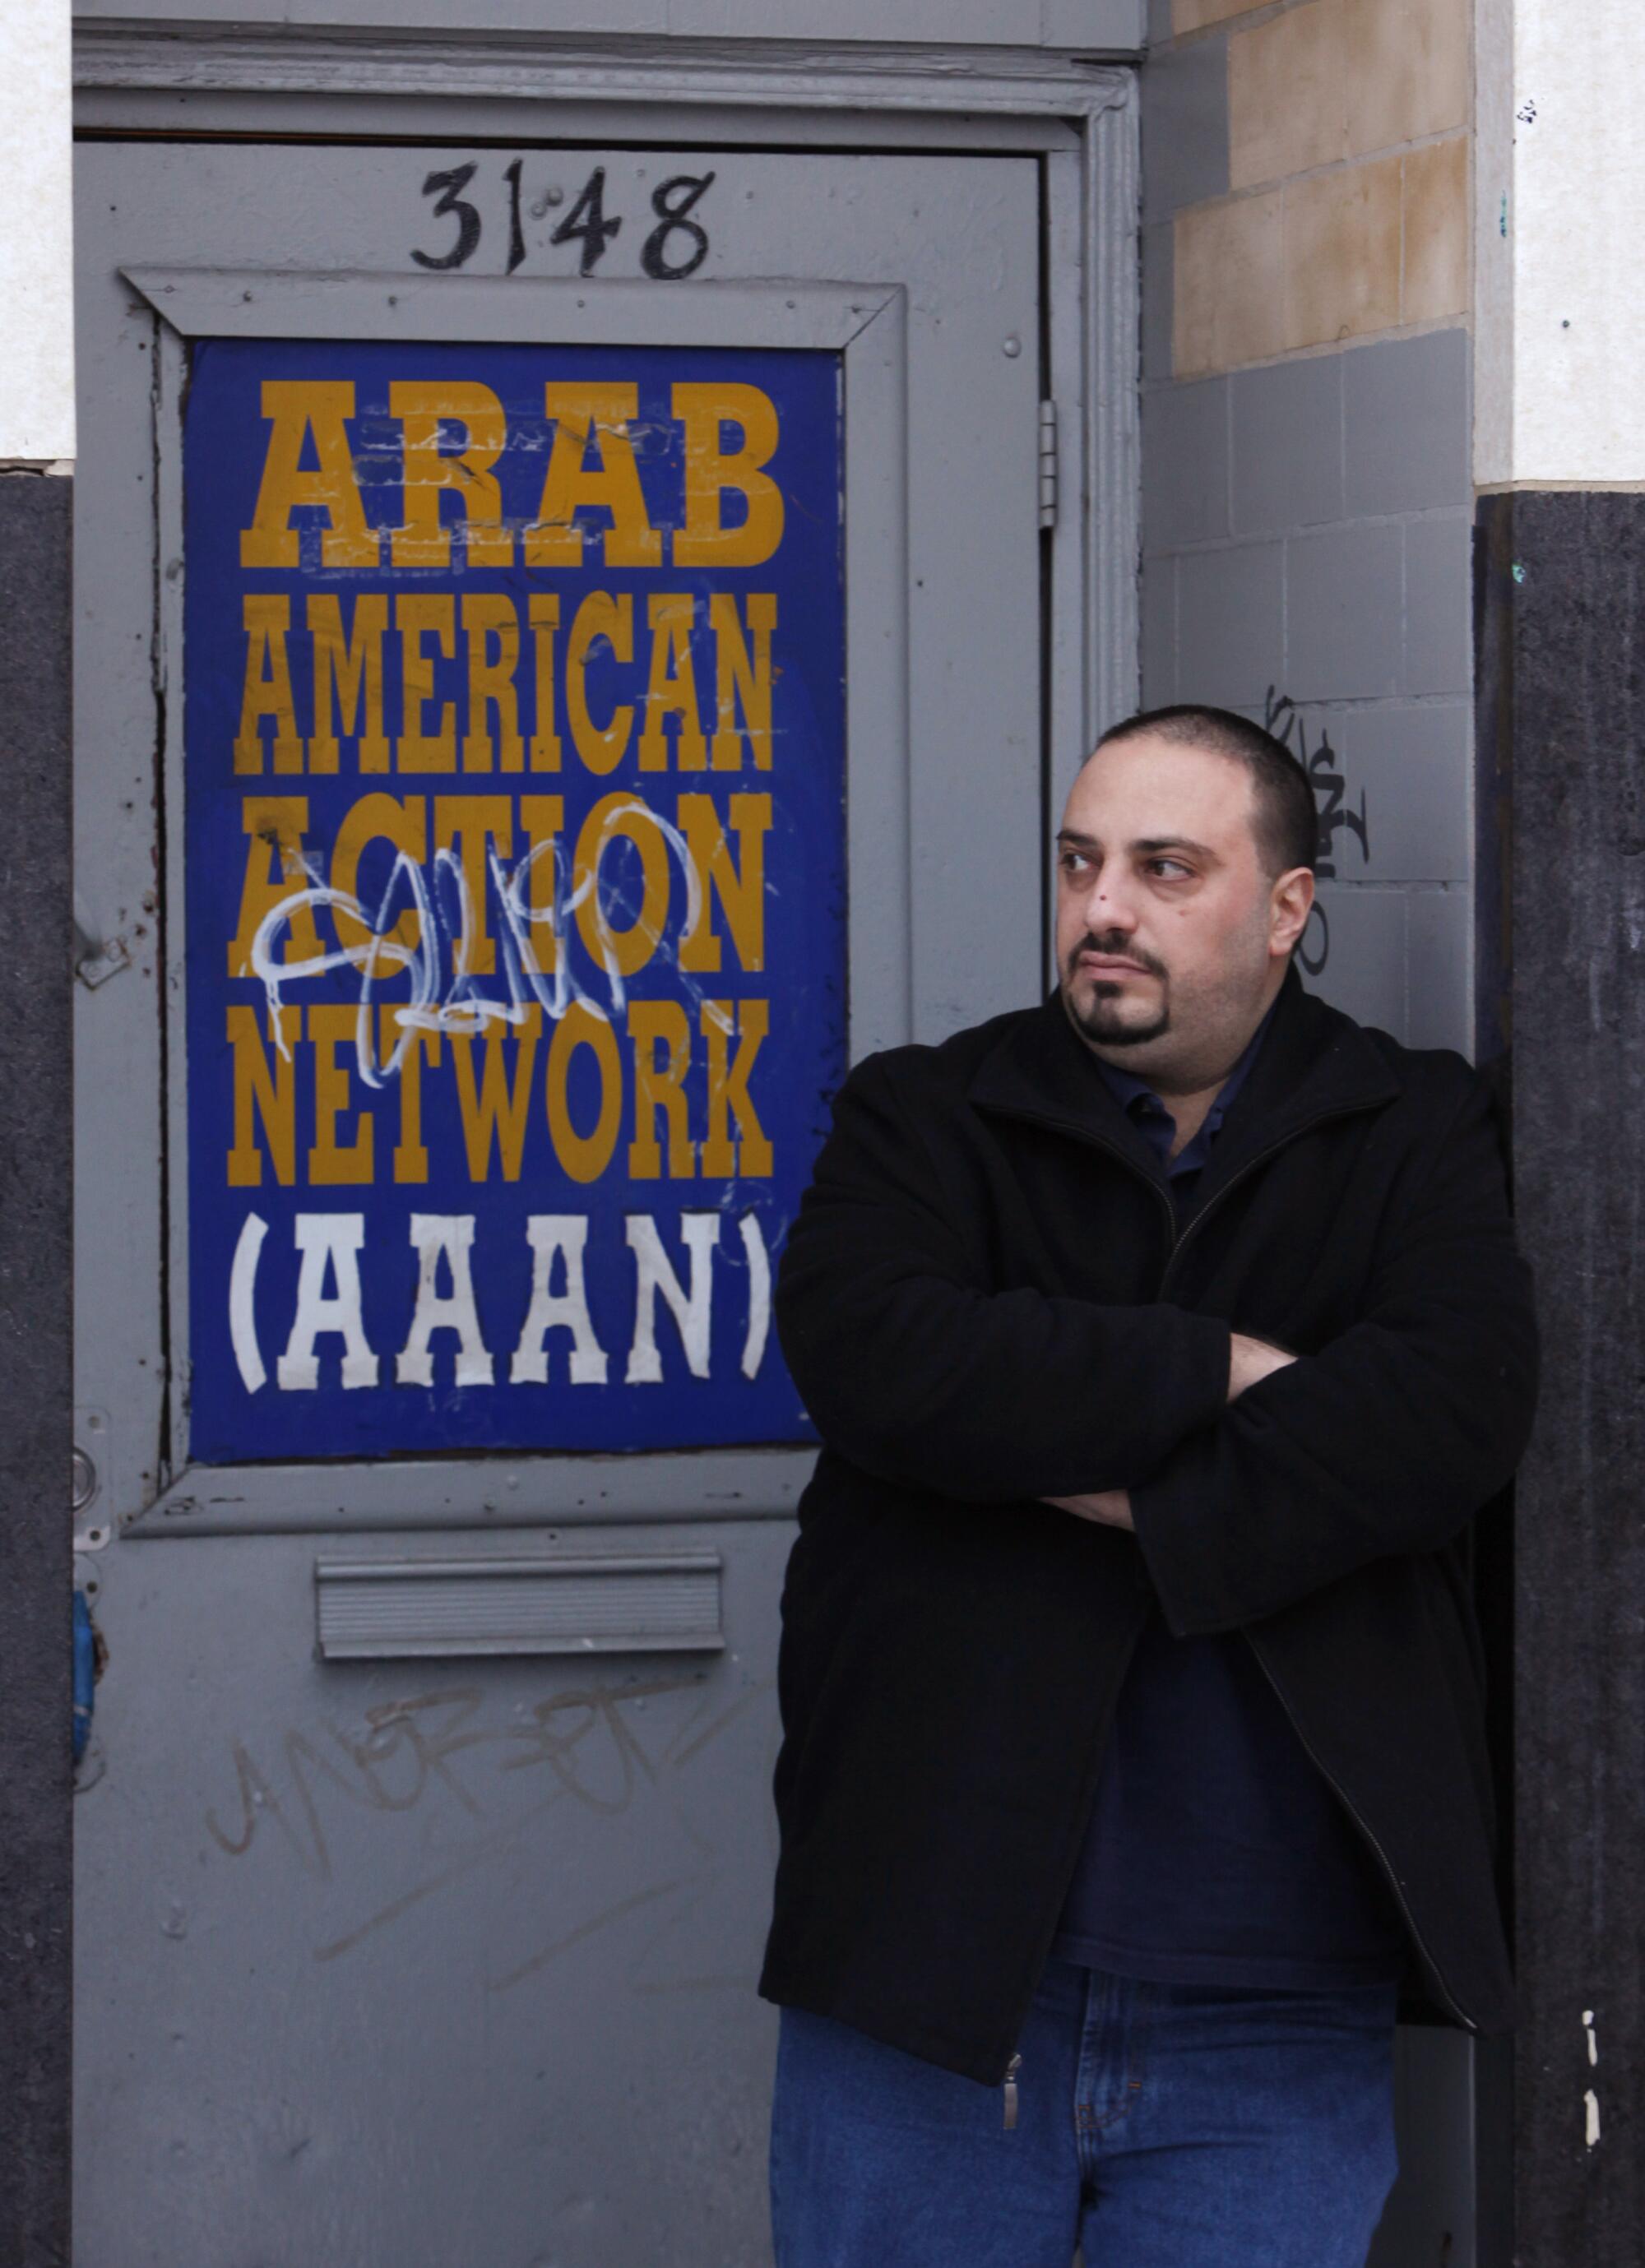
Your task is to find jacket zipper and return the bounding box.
[1159,1113,1478,2029]
[989,1099,1380,1301]
[1242,1636,1476,2031]
[1158,1105,1374,1300]
[992,1596,1154,2089]
[988,1094,1419,2083]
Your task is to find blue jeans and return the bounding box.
[769,1956,1400,2268]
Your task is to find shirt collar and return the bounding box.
[1087,993,1281,1177]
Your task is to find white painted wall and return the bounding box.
[1476,0,1645,486]
[0,0,74,461]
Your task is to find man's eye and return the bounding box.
[1147,858,1192,879]
[1059,852,1091,876]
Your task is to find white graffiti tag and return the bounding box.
[248,797,712,1088]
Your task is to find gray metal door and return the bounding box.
[72,139,1044,2265]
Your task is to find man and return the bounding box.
[759,706,1537,2268]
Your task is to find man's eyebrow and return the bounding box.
[1132,835,1221,863]
[1054,828,1222,863]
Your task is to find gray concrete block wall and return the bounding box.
[1230,353,1344,535]
[1139,26,1476,1057]
[1138,86,1476,1057]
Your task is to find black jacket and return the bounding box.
[757,970,1538,2085]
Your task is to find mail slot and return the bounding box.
[313,1549,724,1659]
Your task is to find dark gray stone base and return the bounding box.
[1477,489,1645,2268]
[0,470,72,2267]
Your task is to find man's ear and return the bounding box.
[1270,867,1315,960]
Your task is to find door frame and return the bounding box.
[124,266,910,1538]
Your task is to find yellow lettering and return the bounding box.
[433,795,512,978]
[240,380,377,572]
[387,1014,440,1185]
[573,792,670,979]
[627,998,694,1180]
[330,791,427,957]
[451,1009,541,1182]
[389,381,512,569]
[676,793,770,974]
[228,797,322,974]
[545,1004,623,1184]
[528,595,563,771]
[234,595,303,776]
[461,592,524,775]
[701,997,772,1176]
[226,1004,299,1187]
[565,591,633,775]
[308,594,390,775]
[517,794,565,967]
[710,592,776,771]
[307,1002,374,1184]
[396,594,456,771]
[526,385,661,569]
[672,383,783,567]
[638,593,708,773]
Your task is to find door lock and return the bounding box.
[73,1441,109,1552]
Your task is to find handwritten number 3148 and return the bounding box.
[412,163,715,280]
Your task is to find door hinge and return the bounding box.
[1038,400,1058,530]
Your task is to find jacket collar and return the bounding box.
[967,965,1401,1202]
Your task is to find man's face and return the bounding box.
[1054,734,1311,1087]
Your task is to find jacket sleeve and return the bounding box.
[775,1049,1232,1503]
[1128,1072,1539,1634]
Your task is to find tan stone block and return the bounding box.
[1343,0,1470,156]
[1402,134,1469,321]
[1229,1,1348,189]
[1282,155,1402,348]
[1402,0,1471,140]
[1175,190,1287,375]
[1174,0,1269,32]
[1341,0,1411,155]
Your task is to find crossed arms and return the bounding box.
[1045,1331,1297,1535]
[773,1052,1539,1637]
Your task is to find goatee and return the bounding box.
[1063,990,1170,1048]
[1061,931,1170,1048]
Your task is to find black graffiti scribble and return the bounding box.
[204,1675,702,1882]
[1263,688,1371,976]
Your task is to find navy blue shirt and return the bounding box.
[1052,1006,1409,1989]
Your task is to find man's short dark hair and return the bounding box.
[1094,703,1318,878]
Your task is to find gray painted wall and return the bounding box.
[75,0,1147,50]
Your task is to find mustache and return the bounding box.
[1066,931,1169,980]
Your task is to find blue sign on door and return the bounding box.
[183,339,845,1461]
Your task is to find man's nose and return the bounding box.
[1082,871,1139,933]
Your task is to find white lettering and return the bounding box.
[396,1213,493,1386]
[510,1215,609,1385]
[229,1211,269,1393]
[624,1211,719,1383]
[277,1214,378,1390]
[738,1212,771,1380]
